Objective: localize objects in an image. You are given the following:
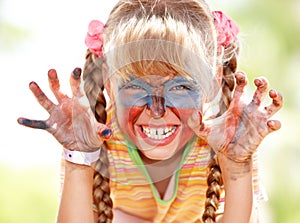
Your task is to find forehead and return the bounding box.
[133,74,175,86]
[113,59,191,79]
[116,73,196,87]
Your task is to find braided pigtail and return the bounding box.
[218,43,239,115]
[202,154,224,222]
[202,45,239,222]
[202,13,240,221]
[83,49,113,223]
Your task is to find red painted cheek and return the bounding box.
[128,106,144,122]
[127,106,145,131]
[169,107,196,122]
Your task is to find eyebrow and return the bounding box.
[122,75,196,85]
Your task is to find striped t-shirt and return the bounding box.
[104,103,265,222]
[61,103,266,222]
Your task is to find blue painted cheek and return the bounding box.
[117,79,154,108]
[164,91,201,108]
[118,93,152,107]
[164,78,201,108]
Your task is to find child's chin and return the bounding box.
[139,149,175,161]
[136,139,180,161]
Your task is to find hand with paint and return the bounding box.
[17,68,111,152]
[189,72,283,163]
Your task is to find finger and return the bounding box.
[94,121,113,141]
[70,67,83,97]
[266,120,281,132]
[250,77,269,107]
[187,110,207,138]
[17,117,49,130]
[29,81,56,113]
[98,127,113,140]
[48,69,68,103]
[230,72,247,115]
[234,72,248,94]
[264,90,283,118]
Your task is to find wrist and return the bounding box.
[217,152,252,180]
[62,148,101,166]
[64,159,95,173]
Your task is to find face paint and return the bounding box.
[117,76,201,109]
[164,77,201,108]
[114,75,201,160]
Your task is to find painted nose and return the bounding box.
[149,95,166,118]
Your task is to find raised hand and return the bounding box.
[188,72,283,163]
[17,68,111,152]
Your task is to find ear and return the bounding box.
[102,62,114,100]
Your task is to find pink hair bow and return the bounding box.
[85,20,105,58]
[212,11,239,48]
[85,12,239,57]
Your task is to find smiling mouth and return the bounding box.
[141,126,177,140]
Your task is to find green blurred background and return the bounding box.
[1,0,299,222]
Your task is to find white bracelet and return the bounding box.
[63,148,101,166]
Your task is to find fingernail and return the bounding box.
[48,69,57,80]
[267,120,274,127]
[254,78,263,87]
[17,118,25,125]
[236,76,245,85]
[73,68,82,80]
[269,89,277,98]
[101,128,112,139]
[20,118,29,125]
[29,81,37,88]
[235,72,246,85]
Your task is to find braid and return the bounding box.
[83,50,107,123]
[202,42,239,223]
[218,43,239,115]
[202,156,223,222]
[83,49,113,222]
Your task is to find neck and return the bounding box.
[139,148,184,183]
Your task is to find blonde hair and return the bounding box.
[83,0,239,222]
[103,0,218,101]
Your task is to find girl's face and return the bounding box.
[111,74,202,160]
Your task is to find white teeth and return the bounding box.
[150,129,156,138]
[142,126,176,140]
[158,128,164,135]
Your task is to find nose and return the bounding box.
[149,95,166,118]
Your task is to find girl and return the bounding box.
[18,0,283,222]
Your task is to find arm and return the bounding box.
[17,68,111,223]
[189,72,282,222]
[216,153,253,223]
[57,161,95,223]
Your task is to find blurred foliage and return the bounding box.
[232,0,300,108]
[0,165,59,223]
[0,0,30,51]
[229,0,300,222]
[0,23,29,50]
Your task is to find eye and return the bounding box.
[170,84,192,91]
[125,84,142,90]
